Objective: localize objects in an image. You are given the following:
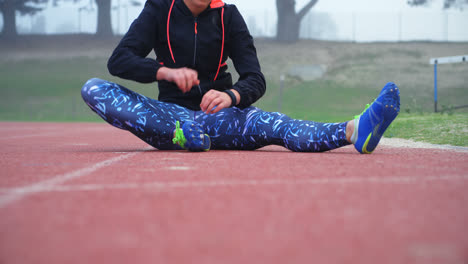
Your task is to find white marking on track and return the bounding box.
[68,143,90,146]
[1,175,467,195]
[0,147,153,208]
[167,166,192,171]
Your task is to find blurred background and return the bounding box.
[4,0,468,41]
[1,0,467,123]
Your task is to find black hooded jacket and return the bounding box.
[107,0,266,110]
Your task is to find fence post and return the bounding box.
[279,74,284,113]
[445,12,449,41]
[434,61,438,113]
[78,8,81,33]
[352,12,356,42]
[398,12,402,42]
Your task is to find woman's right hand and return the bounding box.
[156,67,200,93]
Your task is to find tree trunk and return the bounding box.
[95,0,113,37]
[1,0,18,38]
[276,0,299,43]
[276,0,318,43]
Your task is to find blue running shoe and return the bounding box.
[172,121,211,152]
[353,82,400,154]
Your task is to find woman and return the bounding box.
[81,0,400,153]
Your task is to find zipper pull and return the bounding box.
[197,84,202,95]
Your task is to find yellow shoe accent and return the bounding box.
[202,134,211,152]
[362,133,373,154]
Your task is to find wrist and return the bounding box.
[231,89,241,105]
[156,67,169,81]
[223,90,237,107]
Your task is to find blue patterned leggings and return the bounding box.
[81,78,350,152]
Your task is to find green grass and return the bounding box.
[0,58,374,122]
[385,113,468,147]
[257,79,374,122]
[0,59,376,123]
[0,58,155,122]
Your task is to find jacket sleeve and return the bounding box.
[107,0,161,83]
[228,6,266,108]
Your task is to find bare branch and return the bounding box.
[407,0,430,6]
[297,0,318,20]
[408,0,468,8]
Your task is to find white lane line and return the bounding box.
[68,143,90,146]
[167,166,192,171]
[0,148,152,208]
[3,174,467,194]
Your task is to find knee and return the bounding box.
[81,78,106,102]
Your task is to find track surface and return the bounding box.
[1,122,467,264]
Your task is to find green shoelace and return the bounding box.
[354,96,377,119]
[354,102,372,119]
[172,121,187,148]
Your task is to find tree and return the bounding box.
[408,0,468,9]
[276,0,319,43]
[0,0,47,38]
[54,0,141,37]
[94,0,112,36]
[53,0,112,36]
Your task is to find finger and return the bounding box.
[175,75,183,92]
[191,71,200,87]
[172,71,183,91]
[190,74,200,88]
[185,69,199,93]
[191,79,199,89]
[206,97,222,114]
[211,104,224,114]
[211,95,231,114]
[204,91,219,110]
[176,77,186,93]
[185,72,192,93]
[200,91,214,111]
[211,92,232,114]
[211,100,229,114]
[180,73,189,93]
[186,71,198,90]
[180,68,193,90]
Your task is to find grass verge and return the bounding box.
[385,113,468,147]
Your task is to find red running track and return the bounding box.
[0,122,467,264]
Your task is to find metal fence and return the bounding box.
[6,7,468,42]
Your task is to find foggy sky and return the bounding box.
[1,0,468,42]
[236,0,454,12]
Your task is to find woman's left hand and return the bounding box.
[200,90,232,114]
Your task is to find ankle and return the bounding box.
[346,120,354,143]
